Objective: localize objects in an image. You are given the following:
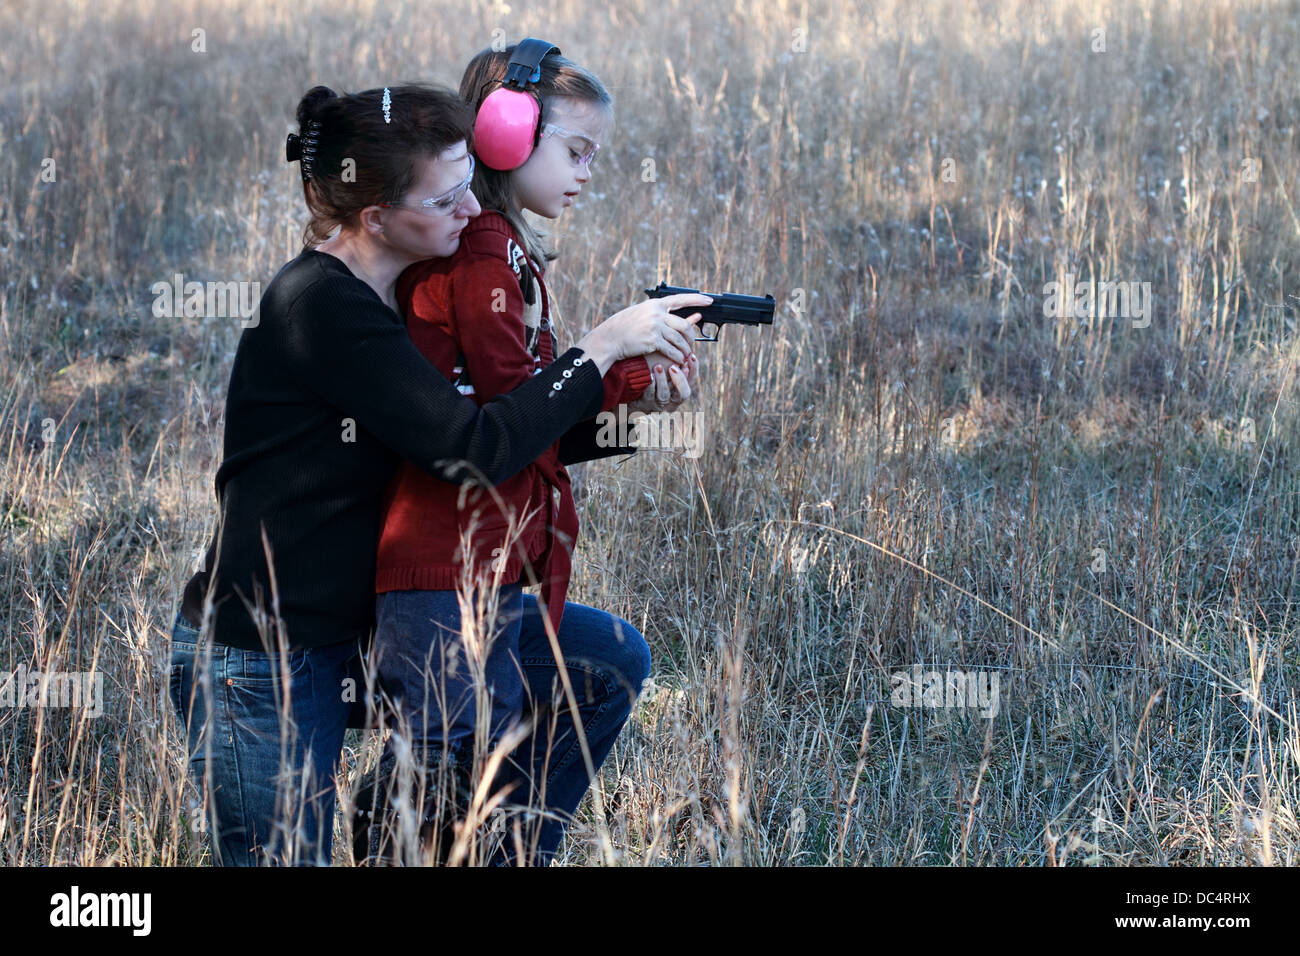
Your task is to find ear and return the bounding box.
[357,205,387,235]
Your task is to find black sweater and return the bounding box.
[179,249,633,651]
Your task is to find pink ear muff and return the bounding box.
[474,87,541,171]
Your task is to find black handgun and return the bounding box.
[644,282,775,342]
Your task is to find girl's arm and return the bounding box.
[557,352,700,463]
[592,354,652,412]
[449,255,654,412]
[449,254,557,401]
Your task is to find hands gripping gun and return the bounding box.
[644,282,775,342]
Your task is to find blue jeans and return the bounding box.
[372,585,651,866]
[167,609,368,865]
[169,591,650,866]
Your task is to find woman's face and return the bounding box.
[511,98,608,220]
[380,142,481,260]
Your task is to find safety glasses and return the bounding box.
[542,124,600,167]
[380,154,476,216]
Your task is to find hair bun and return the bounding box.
[296,85,337,129]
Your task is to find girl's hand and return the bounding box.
[628,352,699,413]
[577,294,710,373]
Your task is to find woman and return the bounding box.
[168,82,706,866]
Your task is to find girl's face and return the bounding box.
[379,142,481,260]
[511,98,609,220]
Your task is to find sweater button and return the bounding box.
[573,357,585,366]
[552,381,563,391]
[562,369,572,378]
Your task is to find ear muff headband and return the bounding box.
[502,37,559,91]
[473,37,561,171]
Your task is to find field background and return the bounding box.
[2,0,1297,865]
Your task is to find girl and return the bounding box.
[168,81,706,866]
[363,43,700,865]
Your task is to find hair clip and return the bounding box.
[297,119,322,182]
[382,87,392,124]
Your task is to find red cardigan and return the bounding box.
[375,211,651,635]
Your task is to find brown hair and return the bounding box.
[291,83,476,247]
[458,45,613,267]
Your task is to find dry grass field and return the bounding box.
[1,0,1297,864]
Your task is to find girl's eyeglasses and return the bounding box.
[380,154,476,216]
[542,124,600,167]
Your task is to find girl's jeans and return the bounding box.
[168,589,650,866]
[371,584,651,865]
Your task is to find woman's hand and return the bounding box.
[575,294,711,375]
[627,352,699,414]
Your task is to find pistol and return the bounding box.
[644,282,775,342]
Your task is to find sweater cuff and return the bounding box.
[549,347,607,420]
[602,357,653,412]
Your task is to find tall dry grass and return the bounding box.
[1,0,1297,864]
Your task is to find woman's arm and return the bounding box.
[557,417,638,465]
[280,274,606,487]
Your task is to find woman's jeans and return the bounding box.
[168,591,650,866]
[167,611,366,866]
